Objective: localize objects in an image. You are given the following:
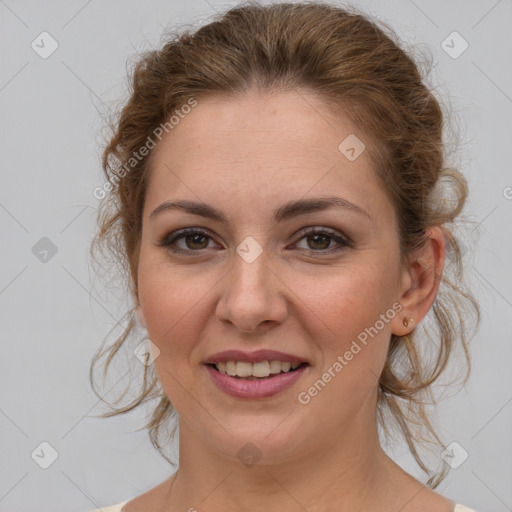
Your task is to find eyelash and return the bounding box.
[159,226,352,256]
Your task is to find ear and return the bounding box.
[391,227,445,336]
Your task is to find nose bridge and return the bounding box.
[230,233,271,292]
[216,244,287,332]
[232,250,269,294]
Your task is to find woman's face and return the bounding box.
[137,89,409,463]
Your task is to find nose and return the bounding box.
[215,251,288,334]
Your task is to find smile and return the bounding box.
[205,362,309,399]
[213,360,304,379]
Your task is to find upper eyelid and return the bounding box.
[298,225,349,238]
[163,228,218,245]
[165,226,345,240]
[163,226,350,249]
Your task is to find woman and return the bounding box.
[89,2,479,511]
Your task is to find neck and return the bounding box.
[164,396,403,511]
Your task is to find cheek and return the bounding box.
[303,263,397,335]
[296,273,396,420]
[302,261,398,380]
[137,257,200,352]
[137,259,209,406]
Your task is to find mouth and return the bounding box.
[204,352,310,398]
[203,349,310,398]
[208,360,308,380]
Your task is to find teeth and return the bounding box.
[281,362,291,372]
[226,361,237,376]
[214,360,303,378]
[252,361,270,378]
[236,361,252,378]
[269,360,282,374]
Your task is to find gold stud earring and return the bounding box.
[403,317,414,328]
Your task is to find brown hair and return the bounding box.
[90,0,479,487]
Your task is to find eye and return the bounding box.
[293,227,351,253]
[159,228,221,254]
[159,226,352,257]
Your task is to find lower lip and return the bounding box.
[205,364,308,399]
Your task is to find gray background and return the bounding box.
[1,0,511,511]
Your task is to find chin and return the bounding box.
[193,416,312,465]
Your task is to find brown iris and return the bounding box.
[306,233,331,250]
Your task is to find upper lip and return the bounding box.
[203,349,308,365]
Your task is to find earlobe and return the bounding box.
[391,227,445,336]
[391,314,415,336]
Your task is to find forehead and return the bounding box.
[144,89,392,224]
[152,89,365,168]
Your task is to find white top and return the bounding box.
[88,500,129,512]
[88,500,478,511]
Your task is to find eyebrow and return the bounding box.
[149,196,371,223]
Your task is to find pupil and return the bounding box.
[308,234,330,250]
[186,234,208,249]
